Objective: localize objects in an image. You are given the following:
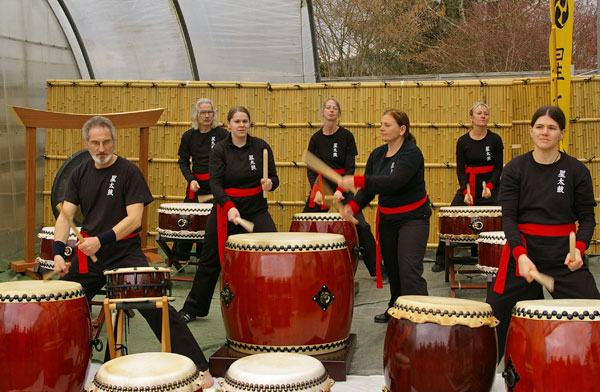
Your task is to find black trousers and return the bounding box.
[486,259,600,361]
[181,209,277,316]
[303,195,377,276]
[62,247,209,370]
[379,216,430,309]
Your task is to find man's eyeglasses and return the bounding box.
[89,139,114,148]
[199,110,214,116]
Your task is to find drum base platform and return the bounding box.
[209,333,357,381]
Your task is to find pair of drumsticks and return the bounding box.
[465,181,490,205]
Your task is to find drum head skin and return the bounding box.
[157,203,213,214]
[221,353,332,392]
[438,206,502,216]
[103,266,172,275]
[389,295,499,328]
[513,299,600,321]
[291,212,344,221]
[225,232,347,252]
[476,231,506,244]
[0,280,85,302]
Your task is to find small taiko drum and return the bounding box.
[221,232,354,355]
[157,202,212,240]
[476,231,506,275]
[289,212,359,274]
[438,206,502,243]
[220,353,334,392]
[383,295,498,392]
[36,226,80,272]
[86,352,205,392]
[503,299,600,392]
[104,267,172,300]
[0,280,91,392]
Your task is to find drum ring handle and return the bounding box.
[91,338,104,353]
[64,246,73,257]
[178,218,190,229]
[502,356,520,391]
[469,220,484,233]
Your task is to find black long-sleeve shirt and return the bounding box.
[500,151,596,264]
[306,127,357,190]
[209,133,278,219]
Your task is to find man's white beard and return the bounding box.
[92,153,113,165]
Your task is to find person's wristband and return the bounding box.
[53,241,67,257]
[97,229,117,246]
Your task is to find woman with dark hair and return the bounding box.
[432,102,504,272]
[303,97,377,276]
[487,105,600,359]
[179,106,279,322]
[338,109,431,323]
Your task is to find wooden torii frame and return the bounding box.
[8,106,164,269]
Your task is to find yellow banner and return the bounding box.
[549,0,573,151]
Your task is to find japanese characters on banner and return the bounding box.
[548,0,573,152]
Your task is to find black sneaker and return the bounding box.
[374,312,390,323]
[431,264,445,273]
[179,310,196,323]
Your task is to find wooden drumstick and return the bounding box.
[43,262,71,280]
[569,231,576,263]
[321,180,359,224]
[196,194,214,203]
[56,203,97,262]
[263,148,268,199]
[234,217,254,233]
[528,269,555,293]
[304,150,356,193]
[466,183,473,205]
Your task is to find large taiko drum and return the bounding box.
[0,280,92,392]
[86,352,205,391]
[36,226,80,271]
[438,206,502,243]
[157,202,212,240]
[104,267,172,300]
[476,231,505,275]
[503,299,600,391]
[289,212,359,274]
[219,353,334,392]
[383,295,498,392]
[221,232,354,355]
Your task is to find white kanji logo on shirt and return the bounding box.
[333,143,338,158]
[556,170,566,194]
[249,155,257,171]
[390,162,395,175]
[108,175,117,196]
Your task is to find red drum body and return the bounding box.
[37,226,79,271]
[104,267,172,299]
[504,299,600,392]
[87,352,205,392]
[383,296,498,392]
[476,231,505,275]
[438,206,502,243]
[221,232,354,355]
[0,281,91,392]
[157,202,212,240]
[289,212,358,274]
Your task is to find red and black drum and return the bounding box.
[503,299,600,392]
[36,226,79,272]
[0,280,92,392]
[438,206,502,243]
[476,231,505,275]
[383,295,498,392]
[220,232,354,355]
[157,203,212,241]
[86,352,205,392]
[219,353,334,392]
[289,212,359,274]
[104,267,172,300]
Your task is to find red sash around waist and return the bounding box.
[217,185,263,263]
[77,230,139,274]
[308,169,346,211]
[493,222,576,294]
[464,165,494,206]
[187,172,210,199]
[374,194,429,289]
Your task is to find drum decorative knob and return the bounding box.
[64,246,73,257]
[313,284,335,311]
[502,356,520,392]
[220,282,234,308]
[469,220,484,233]
[177,218,190,229]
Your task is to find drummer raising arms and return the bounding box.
[338,109,431,323]
[432,102,504,272]
[179,106,279,322]
[304,97,377,277]
[175,98,228,263]
[487,106,600,360]
[53,116,214,387]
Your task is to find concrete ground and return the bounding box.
[2,247,599,390]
